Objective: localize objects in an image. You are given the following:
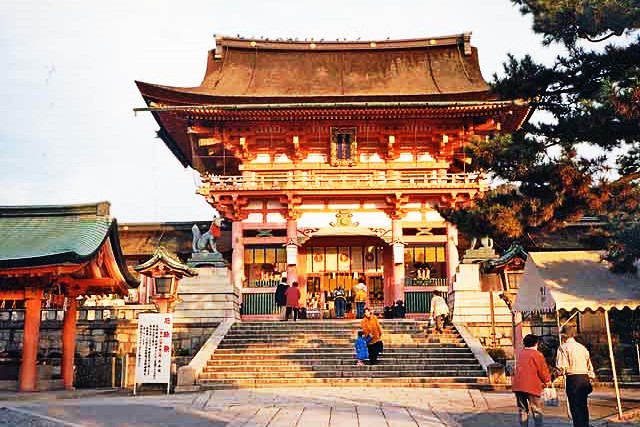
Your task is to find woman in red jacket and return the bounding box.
[284,281,301,321]
[512,334,552,427]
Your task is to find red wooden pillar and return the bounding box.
[61,299,77,390]
[383,245,395,307]
[19,288,43,392]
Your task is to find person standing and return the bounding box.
[430,292,449,334]
[361,307,383,365]
[354,278,368,319]
[512,334,552,427]
[556,325,595,427]
[274,277,289,320]
[284,281,301,321]
[333,286,347,319]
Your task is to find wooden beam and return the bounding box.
[0,290,26,300]
[0,264,83,278]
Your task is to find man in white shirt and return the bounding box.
[556,325,595,427]
[430,293,449,333]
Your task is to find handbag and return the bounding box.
[542,384,559,407]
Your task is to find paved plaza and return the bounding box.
[1,387,639,426]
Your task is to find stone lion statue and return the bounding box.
[192,217,223,254]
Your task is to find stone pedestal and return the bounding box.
[187,251,225,268]
[449,257,513,352]
[174,266,239,324]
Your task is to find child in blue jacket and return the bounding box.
[354,330,371,366]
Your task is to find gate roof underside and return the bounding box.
[135,34,531,170]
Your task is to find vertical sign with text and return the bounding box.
[134,313,173,385]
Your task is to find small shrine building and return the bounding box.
[0,202,138,391]
[136,34,530,317]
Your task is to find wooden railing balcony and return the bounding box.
[200,171,486,192]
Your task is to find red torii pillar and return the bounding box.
[61,299,78,390]
[19,288,43,392]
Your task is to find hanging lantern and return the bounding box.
[286,241,298,265]
[393,241,405,264]
[155,276,174,294]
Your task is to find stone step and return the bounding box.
[199,377,493,389]
[206,356,478,366]
[207,358,480,371]
[210,353,476,362]
[214,345,467,353]
[216,335,464,346]
[215,343,469,351]
[224,328,457,333]
[198,320,485,389]
[200,369,486,379]
[229,323,444,329]
[229,324,447,331]
[206,363,482,372]
[210,354,475,363]
[222,334,459,342]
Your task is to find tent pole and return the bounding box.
[604,309,623,419]
[636,342,640,379]
[556,308,571,421]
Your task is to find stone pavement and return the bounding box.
[1,387,639,426]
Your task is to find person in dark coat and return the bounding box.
[274,278,289,320]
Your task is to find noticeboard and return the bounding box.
[134,313,173,389]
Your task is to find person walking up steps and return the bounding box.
[430,292,449,334]
[354,330,371,366]
[361,307,383,365]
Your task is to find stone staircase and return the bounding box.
[199,320,491,389]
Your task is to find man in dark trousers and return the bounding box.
[274,277,288,320]
[556,325,595,427]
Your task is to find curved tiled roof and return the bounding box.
[0,202,138,287]
[133,246,198,278]
[137,33,494,103]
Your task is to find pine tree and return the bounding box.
[440,0,640,271]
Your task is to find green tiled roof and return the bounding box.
[0,202,138,286]
[134,246,198,277]
[481,242,528,274]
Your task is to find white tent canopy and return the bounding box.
[513,250,640,420]
[514,251,640,313]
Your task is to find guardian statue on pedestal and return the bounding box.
[192,216,223,254]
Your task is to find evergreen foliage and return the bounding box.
[440,0,640,272]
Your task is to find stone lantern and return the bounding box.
[133,247,198,313]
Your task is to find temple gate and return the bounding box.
[136,34,529,319]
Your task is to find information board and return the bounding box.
[134,313,173,391]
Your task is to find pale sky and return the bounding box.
[0,0,556,223]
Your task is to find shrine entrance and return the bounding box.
[301,233,390,319]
